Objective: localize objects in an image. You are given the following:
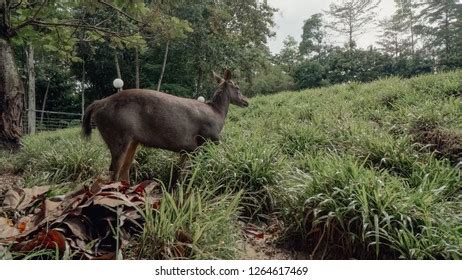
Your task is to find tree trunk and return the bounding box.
[81,61,85,120]
[26,44,36,135]
[0,38,24,150]
[114,51,121,79]
[443,9,451,60]
[39,78,50,126]
[348,13,354,50]
[135,48,140,88]
[157,41,170,91]
[196,66,203,97]
[349,29,353,50]
[410,11,415,55]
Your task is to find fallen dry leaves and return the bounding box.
[0,180,162,259]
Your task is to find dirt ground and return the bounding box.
[0,174,21,192]
[239,221,308,260]
[240,238,306,260]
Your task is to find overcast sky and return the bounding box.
[266,0,397,54]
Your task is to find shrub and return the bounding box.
[293,61,326,89]
[241,64,295,97]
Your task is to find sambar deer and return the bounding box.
[82,69,248,182]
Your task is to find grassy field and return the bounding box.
[1,71,461,259]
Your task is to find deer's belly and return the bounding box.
[136,129,199,153]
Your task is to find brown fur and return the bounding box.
[82,70,248,182]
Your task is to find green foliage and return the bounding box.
[325,0,381,49]
[10,0,79,61]
[4,0,462,117]
[293,60,327,89]
[288,0,461,92]
[35,61,80,113]
[241,64,295,97]
[191,137,283,193]
[167,0,276,96]
[188,133,285,215]
[274,36,301,75]
[377,14,408,57]
[299,13,325,57]
[134,179,242,259]
[419,0,462,69]
[64,0,277,104]
[131,147,178,184]
[13,128,108,186]
[293,47,400,89]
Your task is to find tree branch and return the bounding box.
[8,0,24,11]
[97,0,139,24]
[26,19,134,38]
[12,1,139,37]
[12,0,48,33]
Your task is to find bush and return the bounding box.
[241,65,295,97]
[293,60,327,89]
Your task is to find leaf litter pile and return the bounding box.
[0,180,162,259]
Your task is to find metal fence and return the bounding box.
[23,109,82,134]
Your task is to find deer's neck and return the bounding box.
[210,90,230,119]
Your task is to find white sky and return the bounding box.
[266,0,397,54]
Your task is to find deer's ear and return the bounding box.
[213,71,223,84]
[224,69,232,81]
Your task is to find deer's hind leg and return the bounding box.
[119,140,139,183]
[106,137,132,182]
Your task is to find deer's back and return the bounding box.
[93,89,219,152]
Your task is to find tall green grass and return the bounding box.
[4,128,108,186]
[1,70,461,259]
[130,171,242,260]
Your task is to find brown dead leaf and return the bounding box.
[0,217,19,239]
[243,227,265,239]
[0,179,162,259]
[93,196,128,208]
[61,217,90,241]
[175,229,192,244]
[2,186,51,210]
[171,244,188,258]
[17,221,26,233]
[16,229,67,252]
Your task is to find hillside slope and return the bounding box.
[1,71,461,259]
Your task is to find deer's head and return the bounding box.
[213,70,249,108]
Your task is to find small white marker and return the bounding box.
[197,96,205,103]
[113,78,124,92]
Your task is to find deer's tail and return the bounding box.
[81,101,100,139]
